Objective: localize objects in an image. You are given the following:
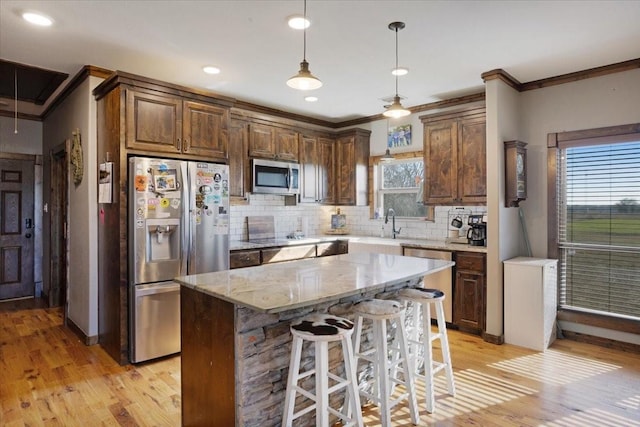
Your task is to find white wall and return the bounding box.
[515,68,640,344]
[0,117,42,154]
[485,79,523,338]
[43,76,103,339]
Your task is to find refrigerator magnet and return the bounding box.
[134,175,147,192]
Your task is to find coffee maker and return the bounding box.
[467,214,487,246]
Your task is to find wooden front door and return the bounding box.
[0,158,35,300]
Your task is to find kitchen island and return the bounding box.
[176,253,454,427]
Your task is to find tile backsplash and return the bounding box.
[230,194,485,242]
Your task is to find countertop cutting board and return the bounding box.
[247,216,275,241]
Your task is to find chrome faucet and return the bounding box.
[384,208,401,239]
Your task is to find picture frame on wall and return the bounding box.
[388,124,412,148]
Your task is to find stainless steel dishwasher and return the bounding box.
[402,247,453,323]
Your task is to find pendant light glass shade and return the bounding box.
[381,148,394,161]
[383,95,410,118]
[287,60,323,90]
[287,0,322,91]
[383,22,409,117]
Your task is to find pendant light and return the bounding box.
[383,22,410,118]
[286,0,322,91]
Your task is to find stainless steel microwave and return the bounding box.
[252,159,300,195]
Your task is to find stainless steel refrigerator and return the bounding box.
[128,156,230,363]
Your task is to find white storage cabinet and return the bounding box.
[503,257,558,351]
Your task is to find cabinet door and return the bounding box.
[229,120,249,198]
[248,124,276,158]
[300,135,319,203]
[453,270,485,332]
[317,137,335,204]
[126,90,182,153]
[424,120,458,204]
[335,136,356,205]
[183,101,229,160]
[458,117,486,203]
[275,128,299,161]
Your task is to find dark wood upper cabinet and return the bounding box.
[125,90,229,161]
[248,123,275,158]
[248,124,299,161]
[229,119,250,198]
[300,134,336,204]
[126,90,183,154]
[458,117,486,203]
[317,137,336,204]
[335,129,370,206]
[275,128,299,161]
[421,107,486,205]
[183,100,229,159]
[423,120,458,203]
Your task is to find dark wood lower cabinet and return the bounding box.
[453,252,486,334]
[181,286,235,426]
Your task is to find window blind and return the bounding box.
[557,140,640,318]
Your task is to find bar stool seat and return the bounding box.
[352,299,420,426]
[282,313,363,427]
[398,287,455,414]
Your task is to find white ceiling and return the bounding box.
[1,0,639,123]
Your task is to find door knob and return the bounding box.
[25,233,32,238]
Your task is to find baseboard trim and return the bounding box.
[561,330,640,354]
[482,332,504,345]
[66,316,99,346]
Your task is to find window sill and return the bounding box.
[557,308,640,335]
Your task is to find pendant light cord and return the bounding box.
[302,0,307,61]
[14,69,18,134]
[394,26,399,95]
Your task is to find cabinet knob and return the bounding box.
[177,138,182,151]
[183,139,189,152]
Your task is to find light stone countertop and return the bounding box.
[230,235,487,253]
[176,253,455,313]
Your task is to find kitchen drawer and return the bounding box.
[316,241,348,257]
[455,251,485,272]
[261,244,316,264]
[230,250,261,269]
[316,242,338,257]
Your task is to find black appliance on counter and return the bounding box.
[467,214,487,246]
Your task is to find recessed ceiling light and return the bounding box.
[287,15,310,30]
[22,12,53,26]
[202,66,221,75]
[392,67,409,76]
[304,96,318,102]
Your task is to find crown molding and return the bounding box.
[482,58,640,93]
[41,65,113,119]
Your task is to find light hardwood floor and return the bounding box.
[1,303,639,426]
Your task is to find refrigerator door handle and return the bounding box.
[134,282,180,297]
[180,161,190,276]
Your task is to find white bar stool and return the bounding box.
[398,287,455,413]
[352,299,420,427]
[282,313,363,427]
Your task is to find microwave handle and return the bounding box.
[286,169,291,190]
